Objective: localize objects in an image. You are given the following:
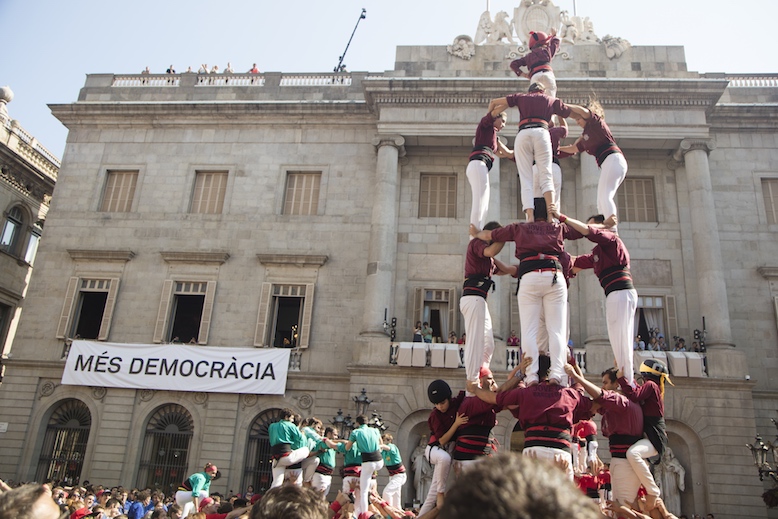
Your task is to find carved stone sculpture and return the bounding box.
[447,35,476,60]
[653,448,686,516]
[474,11,494,46]
[602,34,632,59]
[491,11,516,44]
[411,436,432,502]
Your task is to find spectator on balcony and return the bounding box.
[184,66,193,73]
[647,336,659,351]
[691,341,700,352]
[657,335,667,351]
[199,64,209,74]
[673,338,687,352]
[507,330,520,348]
[448,331,458,343]
[211,65,220,74]
[412,321,423,342]
[457,332,466,345]
[249,63,260,74]
[422,322,433,343]
[141,66,150,75]
[634,335,645,351]
[166,65,176,74]
[223,62,234,74]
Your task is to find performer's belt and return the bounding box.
[270,443,292,460]
[598,265,634,296]
[469,146,495,171]
[178,480,193,492]
[519,117,549,131]
[595,141,622,167]
[387,463,406,476]
[530,61,552,76]
[361,450,382,463]
[463,275,494,299]
[343,465,361,477]
[518,253,560,283]
[524,424,573,450]
[453,426,496,460]
[315,464,334,476]
[608,434,643,458]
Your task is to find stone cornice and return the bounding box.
[757,267,778,280]
[160,251,230,264]
[363,77,729,111]
[67,249,135,262]
[257,254,328,267]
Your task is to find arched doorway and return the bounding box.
[242,408,283,494]
[35,399,92,485]
[137,404,193,495]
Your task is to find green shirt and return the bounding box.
[268,419,305,449]
[188,472,211,497]
[337,440,361,466]
[349,424,381,453]
[315,439,336,468]
[381,443,402,466]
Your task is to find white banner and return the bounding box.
[62,340,290,395]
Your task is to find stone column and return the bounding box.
[361,135,405,342]
[577,153,611,373]
[674,139,747,378]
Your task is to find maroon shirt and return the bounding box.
[427,390,466,445]
[575,113,622,166]
[509,36,560,76]
[496,383,593,429]
[573,227,630,278]
[597,390,643,438]
[464,238,495,278]
[549,125,568,158]
[505,92,572,125]
[473,113,499,150]
[490,221,583,261]
[618,377,663,418]
[457,395,501,427]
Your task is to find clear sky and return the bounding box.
[1,0,776,159]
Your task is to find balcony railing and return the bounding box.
[112,75,180,87]
[110,72,358,88]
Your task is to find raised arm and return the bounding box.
[564,363,603,400]
[559,214,590,236]
[488,97,509,114]
[495,139,514,159]
[493,258,516,277]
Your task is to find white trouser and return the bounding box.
[460,295,495,384]
[466,160,490,229]
[419,445,452,516]
[597,152,628,229]
[523,446,573,481]
[311,472,332,494]
[516,127,553,215]
[611,457,645,504]
[175,490,208,518]
[518,271,568,384]
[533,161,562,209]
[536,300,570,357]
[301,456,319,483]
[271,446,310,488]
[626,439,661,496]
[606,288,638,384]
[382,472,407,509]
[529,70,557,99]
[357,460,383,517]
[342,474,360,493]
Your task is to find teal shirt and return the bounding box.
[315,439,336,468]
[349,424,381,453]
[381,444,402,466]
[188,472,211,497]
[303,426,322,442]
[268,420,305,449]
[338,440,361,466]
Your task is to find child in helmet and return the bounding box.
[509,28,561,98]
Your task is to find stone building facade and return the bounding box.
[0,86,58,361]
[1,4,777,517]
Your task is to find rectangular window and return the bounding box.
[762,178,778,224]
[283,172,321,215]
[419,174,457,218]
[56,278,120,341]
[100,170,138,212]
[634,294,678,349]
[255,283,315,348]
[191,171,228,214]
[153,280,217,344]
[616,178,657,222]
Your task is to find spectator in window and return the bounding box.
[412,321,423,342]
[647,337,659,351]
[691,341,700,352]
[457,332,466,345]
[634,335,645,351]
[422,322,433,343]
[657,335,667,351]
[448,331,458,343]
[674,338,687,352]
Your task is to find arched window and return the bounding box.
[242,408,284,493]
[0,206,24,255]
[35,399,92,485]
[137,404,193,495]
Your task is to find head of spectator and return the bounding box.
[233,497,249,508]
[0,483,63,519]
[199,496,217,514]
[218,502,234,514]
[149,510,166,519]
[105,498,122,518]
[167,503,183,519]
[137,490,151,507]
[439,453,602,519]
[248,485,328,519]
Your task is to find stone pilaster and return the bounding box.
[359,135,405,364]
[674,138,747,378]
[487,156,504,341]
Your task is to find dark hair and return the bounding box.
[483,221,502,231]
[248,485,328,519]
[586,214,605,224]
[355,414,368,425]
[280,408,294,420]
[601,367,619,383]
[439,453,602,519]
[0,484,49,519]
[538,354,551,380]
[323,426,336,437]
[533,198,547,221]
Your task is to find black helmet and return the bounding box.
[428,379,452,404]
